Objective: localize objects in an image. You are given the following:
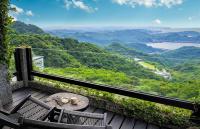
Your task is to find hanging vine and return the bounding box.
[0,0,11,65]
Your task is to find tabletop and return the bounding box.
[45,92,89,111]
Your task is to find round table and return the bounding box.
[45,93,89,111]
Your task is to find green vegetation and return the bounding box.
[158,46,200,67]
[106,43,166,69]
[126,43,164,53]
[0,0,11,65]
[137,79,200,101]
[106,43,147,57]
[11,21,45,34]
[161,46,200,60]
[44,67,137,89]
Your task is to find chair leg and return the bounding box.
[48,109,60,122]
[57,109,64,123]
[41,107,55,121]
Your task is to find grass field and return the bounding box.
[138,61,156,70]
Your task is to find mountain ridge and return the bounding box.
[11,21,46,34]
[47,29,200,46]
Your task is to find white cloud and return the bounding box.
[9,4,23,21]
[153,19,162,24]
[10,4,24,14]
[73,0,92,12]
[159,0,183,8]
[9,4,34,22]
[26,10,34,16]
[112,0,183,8]
[64,0,73,9]
[136,0,156,7]
[64,0,95,13]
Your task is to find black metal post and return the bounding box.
[26,48,34,81]
[14,47,34,82]
[190,105,200,123]
[14,48,23,81]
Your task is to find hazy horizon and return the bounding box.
[42,25,200,31]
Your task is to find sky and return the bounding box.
[9,0,200,29]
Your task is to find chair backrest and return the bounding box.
[50,108,107,126]
[10,94,51,114]
[0,95,31,128]
[12,95,52,121]
[0,94,52,128]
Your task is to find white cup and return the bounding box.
[71,97,78,105]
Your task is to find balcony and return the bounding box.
[1,47,199,129]
[3,87,161,129]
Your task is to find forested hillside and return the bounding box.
[10,34,160,80]
[11,21,45,34]
[151,46,200,67]
[106,43,147,57]
[161,46,200,60]
[125,43,164,53]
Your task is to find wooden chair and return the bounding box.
[0,95,112,129]
[0,95,53,129]
[19,105,112,129]
[19,113,112,129]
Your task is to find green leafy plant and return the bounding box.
[0,0,11,65]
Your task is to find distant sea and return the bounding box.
[147,42,200,50]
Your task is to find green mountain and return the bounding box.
[47,29,200,45]
[10,34,81,68]
[125,43,164,53]
[106,43,147,57]
[161,46,200,59]
[47,29,154,45]
[173,60,200,73]
[156,46,200,67]
[11,21,45,34]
